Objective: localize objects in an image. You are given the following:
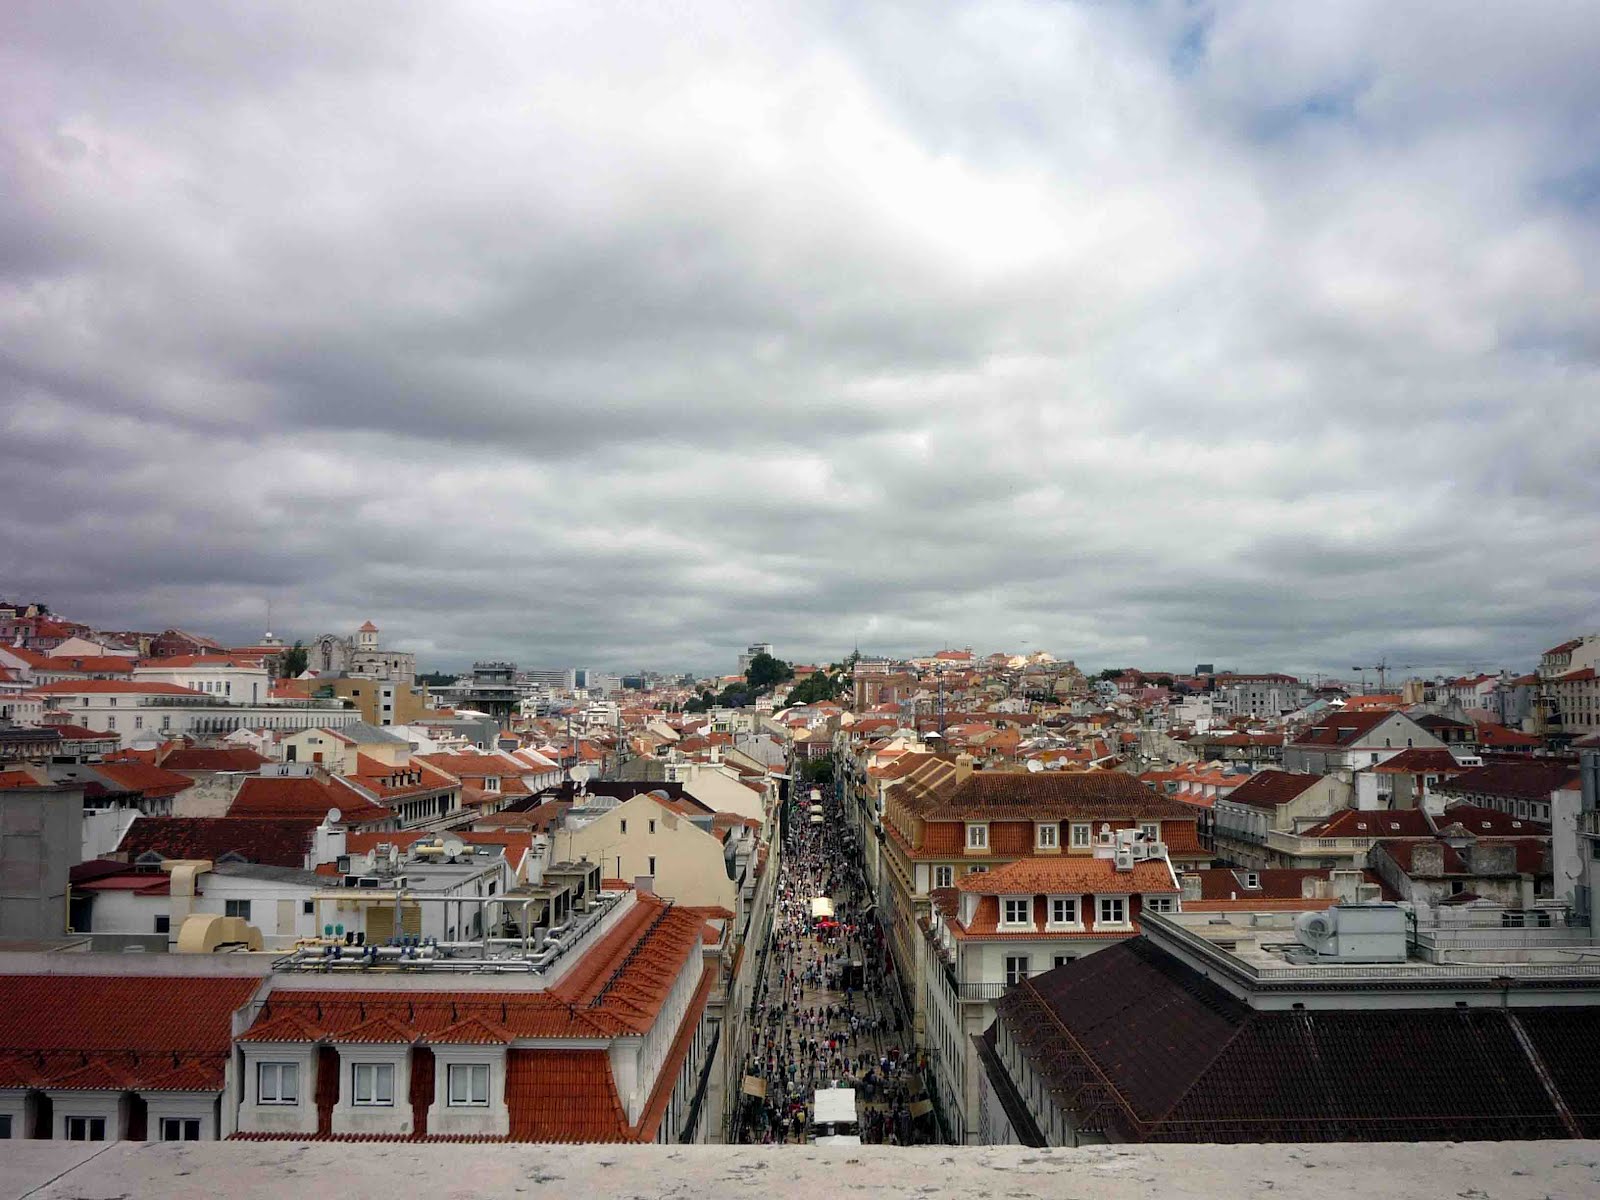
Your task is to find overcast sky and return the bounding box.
[3,2,1598,678]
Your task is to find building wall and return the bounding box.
[0,784,82,940]
[564,796,737,911]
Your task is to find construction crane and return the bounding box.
[1350,660,1441,695]
[1351,659,1390,694]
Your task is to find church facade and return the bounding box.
[310,620,416,683]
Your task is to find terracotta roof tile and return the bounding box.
[954,856,1178,895]
[118,816,320,868]
[0,976,258,1064]
[505,1049,631,1142]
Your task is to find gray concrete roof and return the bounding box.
[2,1140,1597,1200]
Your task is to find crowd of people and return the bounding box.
[735,784,937,1145]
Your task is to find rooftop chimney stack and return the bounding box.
[955,753,975,786]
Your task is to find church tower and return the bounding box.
[357,620,379,652]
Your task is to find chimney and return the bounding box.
[1410,843,1446,877]
[1467,842,1516,876]
[955,753,975,786]
[1180,872,1202,902]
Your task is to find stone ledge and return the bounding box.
[3,1140,1599,1200]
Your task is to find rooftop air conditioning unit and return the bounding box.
[343,874,363,888]
[1293,903,1407,963]
[357,876,383,889]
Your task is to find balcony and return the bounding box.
[1264,830,1373,857]
[1579,810,1600,838]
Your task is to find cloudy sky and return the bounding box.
[3,2,1598,677]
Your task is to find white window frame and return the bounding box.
[258,1061,299,1105]
[1098,896,1129,927]
[483,776,500,792]
[1139,822,1160,842]
[1035,822,1058,850]
[966,822,989,850]
[933,865,954,889]
[352,1062,395,1106]
[1070,822,1091,849]
[1048,896,1080,928]
[1001,896,1031,927]
[447,1062,490,1108]
[224,899,252,921]
[1004,955,1031,987]
[1145,896,1177,914]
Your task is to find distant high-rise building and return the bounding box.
[738,643,774,674]
[523,667,577,690]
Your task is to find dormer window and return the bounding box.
[1048,896,1079,927]
[966,823,989,851]
[1244,872,1260,889]
[1070,822,1091,849]
[1002,897,1031,927]
[1035,822,1058,850]
[1139,822,1159,841]
[483,776,500,792]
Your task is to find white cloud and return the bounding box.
[1,0,1596,674]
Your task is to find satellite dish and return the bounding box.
[1026,759,1044,773]
[1566,854,1586,881]
[442,837,467,861]
[326,807,342,825]
[568,765,593,783]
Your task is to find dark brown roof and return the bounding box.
[904,769,1195,822]
[1436,803,1549,836]
[992,938,1586,1142]
[1299,808,1433,838]
[1290,710,1407,747]
[161,747,269,772]
[117,816,320,868]
[1221,770,1323,810]
[1433,761,1578,801]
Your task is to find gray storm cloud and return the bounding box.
[2,1,1597,674]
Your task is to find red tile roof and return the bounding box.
[1290,710,1398,746]
[118,816,320,867]
[1435,803,1550,836]
[0,974,258,1092]
[87,762,195,799]
[161,747,269,772]
[38,655,134,674]
[229,776,392,825]
[955,855,1178,895]
[0,769,40,789]
[1371,748,1469,774]
[28,679,207,695]
[1221,770,1324,809]
[505,1049,631,1142]
[1434,761,1578,801]
[1299,809,1434,838]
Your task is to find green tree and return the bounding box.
[781,670,841,708]
[745,652,794,693]
[279,640,308,678]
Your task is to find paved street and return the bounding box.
[734,783,938,1145]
